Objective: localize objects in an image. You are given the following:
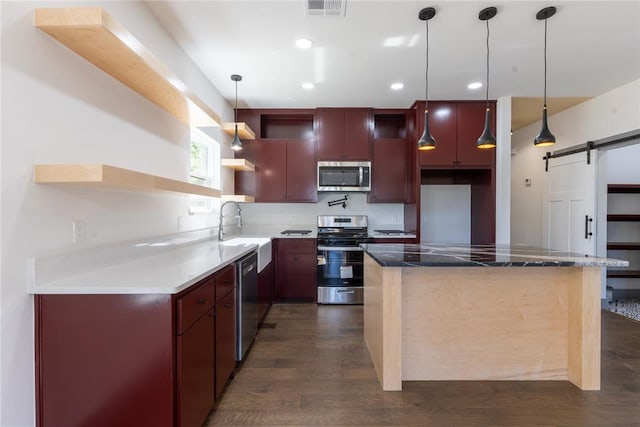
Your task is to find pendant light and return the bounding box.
[476,7,497,149]
[417,7,437,151]
[534,6,556,147]
[230,74,243,152]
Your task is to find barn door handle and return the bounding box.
[584,215,593,239]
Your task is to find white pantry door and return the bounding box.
[543,152,597,255]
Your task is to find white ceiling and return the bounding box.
[145,1,640,110]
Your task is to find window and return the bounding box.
[190,128,220,213]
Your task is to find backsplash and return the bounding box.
[240,193,404,227]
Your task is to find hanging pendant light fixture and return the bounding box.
[230,74,243,152]
[534,6,556,147]
[417,7,437,151]
[476,7,497,149]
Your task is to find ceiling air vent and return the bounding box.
[306,0,347,16]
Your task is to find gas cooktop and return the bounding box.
[374,229,410,235]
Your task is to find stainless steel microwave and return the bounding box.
[317,161,371,192]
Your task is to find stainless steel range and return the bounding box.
[316,215,372,304]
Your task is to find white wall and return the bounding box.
[511,79,640,247]
[0,2,233,425]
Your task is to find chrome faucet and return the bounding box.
[218,201,243,241]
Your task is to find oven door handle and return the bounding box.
[317,246,364,251]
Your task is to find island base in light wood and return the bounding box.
[363,254,601,391]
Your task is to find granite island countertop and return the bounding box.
[361,243,629,268]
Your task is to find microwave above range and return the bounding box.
[317,161,371,192]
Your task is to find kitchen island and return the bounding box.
[362,243,628,392]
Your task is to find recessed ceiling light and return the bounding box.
[468,82,483,90]
[302,82,315,89]
[295,38,313,49]
[390,82,404,90]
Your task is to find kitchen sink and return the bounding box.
[219,237,272,272]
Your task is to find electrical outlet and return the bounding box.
[177,216,183,231]
[391,214,398,223]
[72,220,86,244]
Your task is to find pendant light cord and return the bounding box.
[234,80,238,123]
[543,17,548,108]
[485,18,490,108]
[425,18,429,110]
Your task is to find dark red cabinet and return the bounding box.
[275,238,316,301]
[35,266,238,427]
[317,108,371,160]
[177,308,215,427]
[418,101,495,167]
[369,138,409,202]
[215,289,236,399]
[257,139,316,202]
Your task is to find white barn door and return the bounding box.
[543,152,597,255]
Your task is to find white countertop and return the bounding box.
[30,240,256,295]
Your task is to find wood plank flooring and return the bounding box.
[207,304,640,426]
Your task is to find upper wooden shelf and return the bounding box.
[221,159,255,171]
[34,164,221,198]
[34,7,221,127]
[221,195,255,203]
[222,123,256,140]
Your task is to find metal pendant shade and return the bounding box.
[417,7,437,151]
[534,6,556,147]
[230,74,243,152]
[476,7,497,149]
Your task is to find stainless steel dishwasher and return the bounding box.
[235,251,258,361]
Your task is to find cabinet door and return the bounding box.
[456,102,495,167]
[177,310,215,427]
[277,275,316,300]
[419,101,457,166]
[344,109,372,160]
[256,140,287,202]
[215,290,236,399]
[317,109,345,160]
[369,138,408,203]
[257,262,274,321]
[286,140,317,202]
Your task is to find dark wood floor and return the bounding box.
[207,304,640,426]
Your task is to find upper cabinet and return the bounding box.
[369,111,409,203]
[317,108,372,161]
[34,7,221,127]
[418,101,495,168]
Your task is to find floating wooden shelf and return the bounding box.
[608,214,640,222]
[34,164,221,198]
[221,195,255,203]
[607,270,640,279]
[222,123,256,140]
[608,184,640,194]
[34,7,221,127]
[607,242,640,250]
[221,159,255,172]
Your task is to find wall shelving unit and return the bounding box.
[220,159,255,172]
[606,184,640,296]
[222,123,256,140]
[34,164,221,198]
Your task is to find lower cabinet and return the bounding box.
[275,238,316,302]
[35,263,238,427]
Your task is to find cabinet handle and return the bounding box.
[585,215,593,239]
[224,304,232,308]
[197,298,206,305]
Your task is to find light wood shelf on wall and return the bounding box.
[221,159,255,172]
[34,164,222,198]
[222,123,256,140]
[34,7,221,127]
[221,195,255,203]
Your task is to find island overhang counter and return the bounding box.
[361,243,628,392]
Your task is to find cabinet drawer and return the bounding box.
[278,253,316,276]
[177,280,215,334]
[215,264,236,303]
[277,238,316,254]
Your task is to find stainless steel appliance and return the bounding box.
[236,252,258,361]
[316,215,371,304]
[317,161,371,192]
